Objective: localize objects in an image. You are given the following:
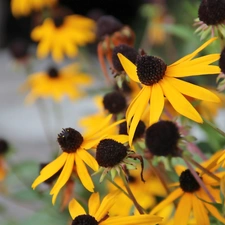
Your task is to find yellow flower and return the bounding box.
[69,192,162,225]
[118,37,220,145]
[107,169,166,216]
[150,163,225,225]
[32,114,127,204]
[21,64,92,103]
[31,15,96,62]
[11,0,57,17]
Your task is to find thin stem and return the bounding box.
[183,157,216,203]
[186,155,220,182]
[203,117,225,137]
[120,169,145,214]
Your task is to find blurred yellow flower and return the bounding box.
[21,63,92,103]
[31,15,96,62]
[11,0,57,17]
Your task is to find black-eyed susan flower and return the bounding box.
[150,163,225,225]
[107,169,166,216]
[118,37,220,145]
[194,0,225,40]
[31,14,96,62]
[21,64,92,103]
[11,0,57,17]
[69,192,162,225]
[32,115,126,204]
[0,139,9,181]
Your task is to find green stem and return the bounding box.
[203,117,225,137]
[120,169,145,214]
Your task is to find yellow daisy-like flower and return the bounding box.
[150,163,225,225]
[31,15,96,62]
[21,64,92,103]
[11,0,57,17]
[32,114,127,204]
[69,192,162,225]
[118,37,220,145]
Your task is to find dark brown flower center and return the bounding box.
[53,16,65,27]
[72,215,98,225]
[179,169,201,193]
[136,55,167,86]
[57,128,83,153]
[47,67,59,78]
[103,91,127,114]
[0,139,9,155]
[145,121,180,156]
[96,139,127,167]
[198,0,225,25]
[219,47,225,73]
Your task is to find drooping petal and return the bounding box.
[94,191,118,221]
[76,149,99,171]
[160,78,203,123]
[75,154,94,192]
[69,198,86,219]
[168,77,220,102]
[150,188,183,215]
[192,195,210,225]
[31,152,68,189]
[174,193,192,225]
[100,215,162,225]
[50,153,75,204]
[117,53,140,83]
[170,37,217,66]
[128,86,150,146]
[88,193,100,217]
[104,134,129,144]
[149,84,164,125]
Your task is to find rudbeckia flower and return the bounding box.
[11,0,57,17]
[0,139,9,181]
[150,163,225,225]
[21,64,92,103]
[118,37,220,145]
[69,192,162,225]
[32,114,127,204]
[31,15,96,62]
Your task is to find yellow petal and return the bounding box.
[100,215,162,225]
[168,77,220,102]
[149,84,164,125]
[31,152,68,189]
[192,195,210,225]
[174,193,192,225]
[76,149,99,171]
[75,154,94,192]
[160,78,203,123]
[105,135,129,144]
[117,53,140,83]
[88,193,100,217]
[170,37,217,66]
[150,188,183,215]
[50,153,75,205]
[95,191,118,221]
[166,64,220,78]
[69,198,86,219]
[128,86,150,146]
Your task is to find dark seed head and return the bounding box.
[57,128,83,153]
[145,121,180,157]
[53,16,65,27]
[96,15,123,40]
[112,44,139,72]
[198,0,225,25]
[179,169,201,193]
[219,47,225,73]
[72,214,98,225]
[119,120,146,141]
[103,91,126,114]
[9,38,29,60]
[96,139,127,167]
[0,139,9,155]
[47,67,59,78]
[40,163,62,184]
[136,55,167,86]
